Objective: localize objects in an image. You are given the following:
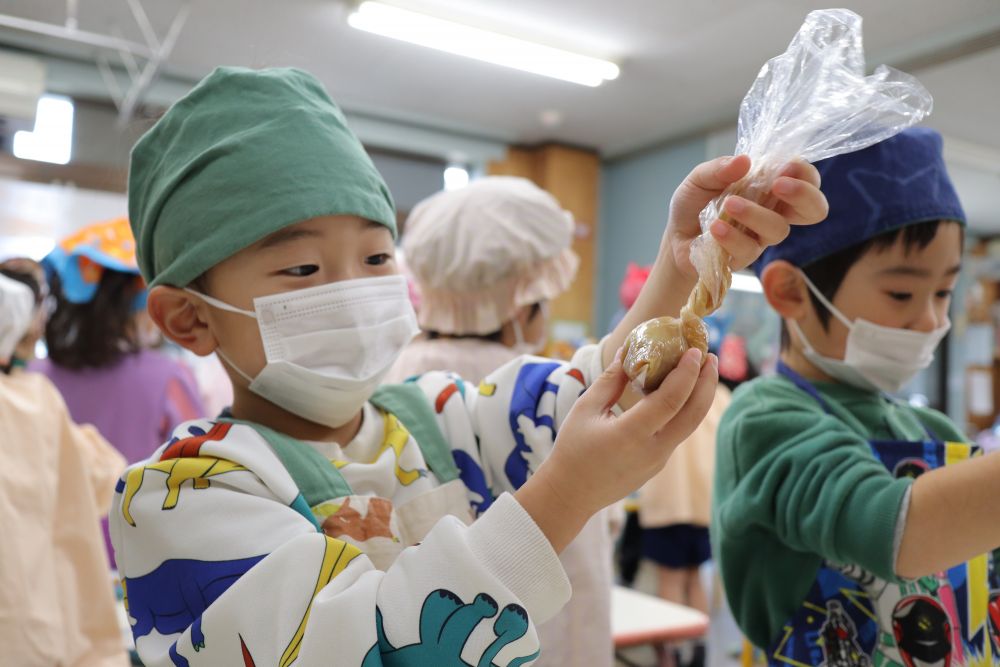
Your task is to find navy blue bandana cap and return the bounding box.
[753,127,965,276]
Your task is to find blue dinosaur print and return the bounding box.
[362,589,539,666]
[504,363,560,490]
[124,556,264,647]
[166,424,208,446]
[452,449,494,515]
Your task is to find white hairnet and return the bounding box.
[0,273,34,362]
[403,176,578,335]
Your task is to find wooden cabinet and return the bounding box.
[487,145,601,337]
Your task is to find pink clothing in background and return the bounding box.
[387,337,523,384]
[33,349,204,464]
[32,349,205,566]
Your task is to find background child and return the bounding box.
[389,175,615,667]
[0,273,129,667]
[35,218,205,465]
[113,66,825,666]
[0,257,47,372]
[713,127,999,667]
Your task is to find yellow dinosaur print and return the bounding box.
[279,537,362,667]
[331,412,422,487]
[121,457,247,527]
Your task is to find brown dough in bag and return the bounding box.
[622,308,709,393]
[622,195,745,393]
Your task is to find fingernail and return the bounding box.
[711,220,730,239]
[725,196,746,214]
[720,156,734,168]
[688,348,703,365]
[773,179,795,196]
[615,346,625,363]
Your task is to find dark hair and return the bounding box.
[426,302,543,343]
[779,220,959,349]
[45,268,144,369]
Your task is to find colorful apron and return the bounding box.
[767,362,999,667]
[224,384,473,571]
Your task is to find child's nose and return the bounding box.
[913,301,944,332]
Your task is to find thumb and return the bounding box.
[670,154,751,223]
[580,347,630,413]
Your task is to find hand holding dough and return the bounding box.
[622,308,709,393]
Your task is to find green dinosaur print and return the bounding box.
[362,589,540,666]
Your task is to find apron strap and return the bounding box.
[776,361,939,442]
[220,417,355,507]
[370,383,461,484]
[776,360,831,411]
[776,361,874,437]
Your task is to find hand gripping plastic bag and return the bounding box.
[623,8,932,393]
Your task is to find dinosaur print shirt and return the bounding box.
[110,344,605,667]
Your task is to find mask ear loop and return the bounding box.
[214,347,255,385]
[185,288,257,384]
[797,270,854,330]
[511,317,527,349]
[184,288,257,318]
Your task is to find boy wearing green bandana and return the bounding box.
[111,66,826,666]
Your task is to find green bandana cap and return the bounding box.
[128,66,396,287]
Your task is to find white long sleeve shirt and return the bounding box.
[111,345,606,666]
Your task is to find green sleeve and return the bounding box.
[713,379,911,648]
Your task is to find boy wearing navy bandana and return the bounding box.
[714,127,1000,667]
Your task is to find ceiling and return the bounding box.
[1,0,999,157]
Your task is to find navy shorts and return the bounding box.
[640,524,711,569]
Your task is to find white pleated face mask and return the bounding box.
[189,275,419,427]
[791,271,950,394]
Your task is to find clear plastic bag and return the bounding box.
[624,8,932,393]
[689,8,932,312]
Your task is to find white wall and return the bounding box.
[0,176,127,260]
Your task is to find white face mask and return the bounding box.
[790,272,950,394]
[189,275,419,427]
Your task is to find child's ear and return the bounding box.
[147,286,217,356]
[760,261,811,321]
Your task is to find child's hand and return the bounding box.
[665,155,827,278]
[516,347,718,553]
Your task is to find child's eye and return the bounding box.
[887,292,912,302]
[282,265,319,277]
[935,290,953,299]
[365,253,392,266]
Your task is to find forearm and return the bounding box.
[602,254,696,408]
[896,450,1000,578]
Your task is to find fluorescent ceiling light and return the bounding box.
[443,165,469,191]
[348,2,619,87]
[13,94,74,165]
[730,272,763,294]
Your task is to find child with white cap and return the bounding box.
[390,175,613,666]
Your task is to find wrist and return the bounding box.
[654,250,695,294]
[514,466,593,554]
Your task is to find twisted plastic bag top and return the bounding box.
[688,8,933,317]
[623,9,932,394]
